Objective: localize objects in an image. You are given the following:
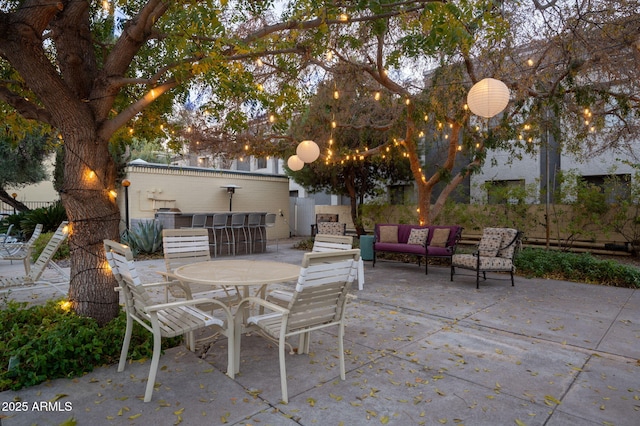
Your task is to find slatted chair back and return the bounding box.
[312,234,364,290]
[163,228,211,272]
[312,234,353,252]
[0,222,69,293]
[104,240,154,320]
[161,228,239,306]
[24,222,69,282]
[0,224,43,274]
[286,250,359,332]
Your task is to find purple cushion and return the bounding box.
[374,242,426,255]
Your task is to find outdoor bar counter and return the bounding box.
[155,211,268,255]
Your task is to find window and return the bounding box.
[389,184,414,205]
[486,180,525,204]
[582,174,630,204]
[256,157,267,169]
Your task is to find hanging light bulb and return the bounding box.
[374,91,381,101]
[333,90,339,100]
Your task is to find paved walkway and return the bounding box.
[1,242,638,425]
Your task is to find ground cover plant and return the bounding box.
[0,299,181,392]
[514,248,640,288]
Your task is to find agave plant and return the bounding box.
[122,220,163,255]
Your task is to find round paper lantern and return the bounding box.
[287,155,304,171]
[467,78,510,119]
[296,140,320,163]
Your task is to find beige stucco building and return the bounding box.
[120,162,291,239]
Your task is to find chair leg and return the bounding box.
[233,315,242,375]
[338,323,346,380]
[144,329,163,402]
[279,335,289,403]
[117,316,133,373]
[450,265,455,281]
[476,269,480,289]
[511,270,515,286]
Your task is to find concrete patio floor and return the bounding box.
[1,240,638,425]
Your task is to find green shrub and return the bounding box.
[0,299,181,391]
[515,248,640,288]
[31,231,70,262]
[121,220,163,255]
[20,201,68,235]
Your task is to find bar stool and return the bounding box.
[264,213,277,252]
[189,214,208,228]
[247,213,265,253]
[230,213,250,255]
[211,213,232,256]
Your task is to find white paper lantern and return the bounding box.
[467,78,510,119]
[287,155,304,171]
[296,140,320,163]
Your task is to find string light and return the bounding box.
[374,92,381,101]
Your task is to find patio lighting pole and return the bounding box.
[122,179,131,230]
[11,192,17,214]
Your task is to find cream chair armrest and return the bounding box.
[236,296,289,314]
[140,280,175,289]
[144,297,230,314]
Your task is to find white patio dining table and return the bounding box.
[173,259,300,302]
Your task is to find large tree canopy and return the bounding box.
[1,0,638,323]
[0,0,484,323]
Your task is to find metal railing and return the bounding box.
[0,200,57,217]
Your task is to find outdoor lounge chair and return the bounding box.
[104,239,234,402]
[161,228,240,307]
[0,222,69,294]
[234,249,360,403]
[0,224,43,275]
[450,227,522,289]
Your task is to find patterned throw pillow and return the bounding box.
[429,228,450,247]
[379,226,398,243]
[407,228,429,245]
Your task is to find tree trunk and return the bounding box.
[61,130,121,326]
[344,168,365,236]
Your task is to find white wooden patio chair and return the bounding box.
[234,249,360,403]
[104,239,234,403]
[0,224,43,275]
[161,228,240,307]
[0,222,69,295]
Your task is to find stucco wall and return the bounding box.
[120,163,291,239]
